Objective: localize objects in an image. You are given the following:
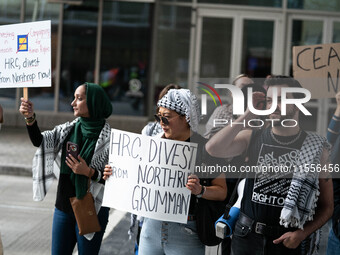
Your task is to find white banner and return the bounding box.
[0,20,51,88]
[102,129,198,224]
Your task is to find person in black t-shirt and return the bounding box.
[206,75,333,255]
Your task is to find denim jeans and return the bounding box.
[51,207,109,255]
[231,219,301,255]
[327,228,340,255]
[138,218,205,255]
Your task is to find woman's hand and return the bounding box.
[65,154,92,177]
[19,97,34,118]
[186,174,202,195]
[103,164,112,180]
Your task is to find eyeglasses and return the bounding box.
[154,114,181,125]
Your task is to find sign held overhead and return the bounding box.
[0,20,51,89]
[293,42,340,99]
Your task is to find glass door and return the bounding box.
[190,8,283,92]
[241,19,275,78]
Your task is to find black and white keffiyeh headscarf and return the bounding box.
[157,89,201,132]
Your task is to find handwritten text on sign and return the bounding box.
[0,20,51,88]
[293,43,340,99]
[102,129,198,223]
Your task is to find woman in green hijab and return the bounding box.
[19,83,112,255]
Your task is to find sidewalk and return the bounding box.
[0,125,35,176]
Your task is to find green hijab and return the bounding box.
[61,83,112,199]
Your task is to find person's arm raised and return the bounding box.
[205,114,253,158]
[206,91,265,158]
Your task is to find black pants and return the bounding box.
[231,218,301,255]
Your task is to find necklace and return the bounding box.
[270,129,302,146]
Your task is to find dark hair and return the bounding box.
[264,75,304,99]
[232,74,252,85]
[158,83,182,100]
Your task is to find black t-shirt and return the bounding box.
[241,127,307,226]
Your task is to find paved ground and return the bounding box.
[0,175,135,255]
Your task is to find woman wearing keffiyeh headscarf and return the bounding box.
[104,88,227,255]
[19,83,112,255]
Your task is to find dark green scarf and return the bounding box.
[61,83,112,199]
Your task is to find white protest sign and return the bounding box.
[102,129,198,224]
[0,20,51,88]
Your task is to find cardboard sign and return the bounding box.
[293,43,340,99]
[102,129,198,224]
[0,20,51,88]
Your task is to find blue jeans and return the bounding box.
[138,218,205,255]
[327,228,340,255]
[51,207,109,255]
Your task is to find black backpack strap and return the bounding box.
[222,128,259,219]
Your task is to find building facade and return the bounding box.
[1,0,340,134]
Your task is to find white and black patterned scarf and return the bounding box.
[157,89,201,132]
[280,132,330,254]
[31,118,111,240]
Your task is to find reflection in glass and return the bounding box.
[292,20,322,47]
[0,0,21,109]
[333,22,340,43]
[59,2,98,112]
[100,1,151,116]
[26,0,59,22]
[289,20,323,75]
[0,0,58,110]
[200,18,232,78]
[154,5,191,92]
[288,0,340,12]
[241,20,274,78]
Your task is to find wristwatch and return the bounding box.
[196,185,206,198]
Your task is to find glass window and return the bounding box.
[200,18,233,78]
[241,20,274,78]
[0,0,21,110]
[22,0,60,111]
[26,0,60,22]
[197,0,282,7]
[289,19,323,76]
[59,1,98,112]
[333,22,340,43]
[288,0,340,12]
[292,20,323,47]
[154,5,191,92]
[159,0,191,2]
[0,0,21,24]
[100,1,151,116]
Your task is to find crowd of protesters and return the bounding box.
[4,74,337,255]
